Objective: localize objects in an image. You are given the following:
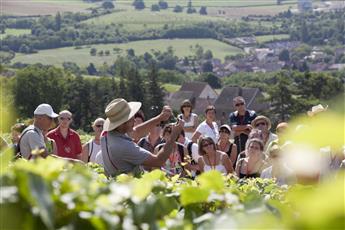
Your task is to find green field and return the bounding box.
[162,83,181,93]
[0,29,31,39]
[84,10,224,30]
[256,34,290,43]
[12,39,243,67]
[117,0,297,8]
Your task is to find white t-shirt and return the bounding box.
[195,121,219,143]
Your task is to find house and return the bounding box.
[328,63,345,71]
[298,0,312,12]
[167,81,218,115]
[214,86,269,121]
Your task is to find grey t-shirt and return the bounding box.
[19,125,45,159]
[101,131,150,176]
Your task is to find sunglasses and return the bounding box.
[219,129,230,134]
[256,122,267,127]
[95,124,103,128]
[59,117,71,121]
[235,102,245,107]
[202,142,213,148]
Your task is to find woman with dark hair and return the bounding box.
[217,124,238,169]
[235,138,268,179]
[197,136,233,175]
[177,100,198,140]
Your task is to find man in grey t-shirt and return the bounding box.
[19,104,59,159]
[101,98,184,176]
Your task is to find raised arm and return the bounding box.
[143,120,184,167]
[131,106,172,141]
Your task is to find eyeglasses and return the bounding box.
[219,129,230,134]
[59,117,71,121]
[235,102,245,107]
[202,142,213,148]
[256,122,267,127]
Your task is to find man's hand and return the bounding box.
[158,105,173,122]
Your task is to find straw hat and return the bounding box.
[251,115,272,130]
[103,98,141,131]
[307,104,328,117]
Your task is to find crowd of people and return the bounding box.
[1,97,344,186]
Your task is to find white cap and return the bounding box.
[34,104,59,118]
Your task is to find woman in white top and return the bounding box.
[192,105,219,143]
[177,100,198,140]
[81,118,105,163]
[197,136,233,175]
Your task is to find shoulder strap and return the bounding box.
[177,144,184,160]
[104,135,118,172]
[87,140,94,162]
[16,128,39,158]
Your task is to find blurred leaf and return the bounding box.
[0,147,13,175]
[197,170,225,193]
[180,187,209,206]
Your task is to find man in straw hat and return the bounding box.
[251,115,278,154]
[101,98,184,176]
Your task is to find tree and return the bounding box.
[13,66,65,118]
[158,0,168,9]
[279,49,290,62]
[199,6,207,15]
[201,61,213,72]
[87,63,97,75]
[102,1,115,9]
[187,0,196,14]
[151,4,160,11]
[173,5,183,13]
[127,48,135,57]
[266,72,298,122]
[55,12,61,31]
[146,63,165,118]
[90,48,97,56]
[200,73,222,89]
[203,50,213,59]
[133,0,145,10]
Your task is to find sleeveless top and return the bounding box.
[87,139,101,163]
[158,143,185,175]
[238,158,263,179]
[201,154,227,174]
[178,113,197,139]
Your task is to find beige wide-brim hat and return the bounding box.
[103,98,142,131]
[251,115,272,130]
[307,104,328,117]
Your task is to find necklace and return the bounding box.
[206,152,217,170]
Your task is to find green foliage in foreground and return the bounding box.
[0,151,344,229]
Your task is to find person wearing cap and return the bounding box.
[251,115,278,155]
[177,100,199,140]
[80,118,105,163]
[216,124,238,169]
[19,103,58,159]
[47,110,82,160]
[229,96,257,154]
[101,98,184,176]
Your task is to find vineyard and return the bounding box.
[0,147,344,229]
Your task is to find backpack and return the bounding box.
[15,128,39,159]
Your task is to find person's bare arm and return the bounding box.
[222,153,234,174]
[80,143,89,163]
[191,131,201,143]
[197,157,204,173]
[230,143,238,166]
[231,124,252,136]
[142,120,184,167]
[132,106,172,141]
